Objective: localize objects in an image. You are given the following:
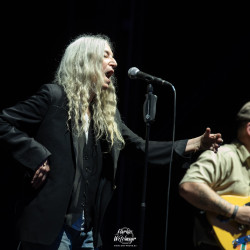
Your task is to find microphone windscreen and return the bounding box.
[128,67,139,79]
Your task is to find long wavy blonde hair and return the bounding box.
[54,34,124,149]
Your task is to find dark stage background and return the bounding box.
[0,1,249,249]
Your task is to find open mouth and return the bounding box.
[105,70,114,79]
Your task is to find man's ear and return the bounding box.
[246,122,250,136]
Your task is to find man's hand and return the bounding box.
[31,160,50,189]
[235,206,250,226]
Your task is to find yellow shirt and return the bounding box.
[180,141,250,196]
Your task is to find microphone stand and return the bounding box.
[138,83,157,250]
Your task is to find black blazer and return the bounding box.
[0,83,188,247]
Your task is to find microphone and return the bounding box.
[128,67,172,86]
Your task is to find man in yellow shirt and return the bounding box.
[179,101,250,250]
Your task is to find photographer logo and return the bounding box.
[114,227,137,248]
